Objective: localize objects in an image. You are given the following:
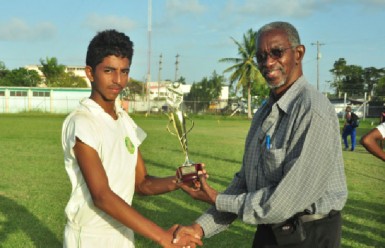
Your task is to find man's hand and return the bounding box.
[173,223,204,247]
[180,171,218,205]
[160,225,202,248]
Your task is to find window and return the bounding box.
[33,91,50,97]
[0,91,4,96]
[10,91,27,97]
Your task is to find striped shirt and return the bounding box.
[196,76,348,237]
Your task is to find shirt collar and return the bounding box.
[79,98,125,116]
[271,75,307,114]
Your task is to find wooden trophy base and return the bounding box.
[176,163,203,183]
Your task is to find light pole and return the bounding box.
[146,0,152,115]
[311,41,325,91]
[158,53,162,101]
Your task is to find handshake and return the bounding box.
[161,166,217,248]
[168,223,204,248]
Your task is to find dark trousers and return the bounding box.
[252,212,342,248]
[342,125,356,150]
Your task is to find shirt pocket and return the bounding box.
[261,147,286,183]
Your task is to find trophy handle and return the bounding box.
[166,114,194,136]
[185,116,194,134]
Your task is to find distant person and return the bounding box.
[342,105,359,151]
[175,21,347,248]
[61,29,201,248]
[361,122,385,161]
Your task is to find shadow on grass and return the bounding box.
[342,198,385,247]
[155,147,243,167]
[133,190,254,247]
[344,166,385,183]
[0,195,61,247]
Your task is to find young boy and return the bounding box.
[61,29,201,247]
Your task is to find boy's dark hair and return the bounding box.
[86,29,134,69]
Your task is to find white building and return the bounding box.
[146,81,192,100]
[0,83,230,114]
[0,86,91,113]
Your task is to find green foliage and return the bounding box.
[219,28,266,118]
[123,77,145,99]
[330,58,385,97]
[374,77,385,100]
[0,61,6,71]
[0,67,41,87]
[0,59,87,88]
[185,71,225,111]
[176,76,186,84]
[39,57,66,83]
[39,57,87,87]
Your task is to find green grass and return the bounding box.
[0,113,384,247]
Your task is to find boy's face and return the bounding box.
[86,55,130,103]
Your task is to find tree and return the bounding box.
[0,61,8,83]
[0,67,41,87]
[219,28,265,119]
[185,71,224,112]
[341,65,364,96]
[0,61,6,71]
[375,76,385,99]
[249,81,270,106]
[330,58,366,97]
[122,78,145,100]
[40,57,66,86]
[329,58,347,97]
[176,76,186,84]
[363,67,385,98]
[56,72,88,88]
[40,57,87,87]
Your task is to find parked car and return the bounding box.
[150,106,159,113]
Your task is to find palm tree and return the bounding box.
[219,28,265,119]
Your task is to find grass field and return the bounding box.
[0,113,384,247]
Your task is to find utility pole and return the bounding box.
[175,54,179,82]
[158,53,162,100]
[311,41,325,91]
[146,0,152,114]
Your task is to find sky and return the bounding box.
[1,0,385,93]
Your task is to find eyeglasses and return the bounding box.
[255,46,295,64]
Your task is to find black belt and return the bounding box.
[262,210,339,227]
[297,210,339,223]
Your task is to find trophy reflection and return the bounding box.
[166,82,203,183]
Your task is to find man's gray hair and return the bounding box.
[255,21,301,47]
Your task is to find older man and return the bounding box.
[176,21,348,248]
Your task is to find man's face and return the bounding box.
[256,29,303,94]
[86,55,130,103]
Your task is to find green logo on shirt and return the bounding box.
[125,137,135,154]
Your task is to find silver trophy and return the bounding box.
[166,82,202,183]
